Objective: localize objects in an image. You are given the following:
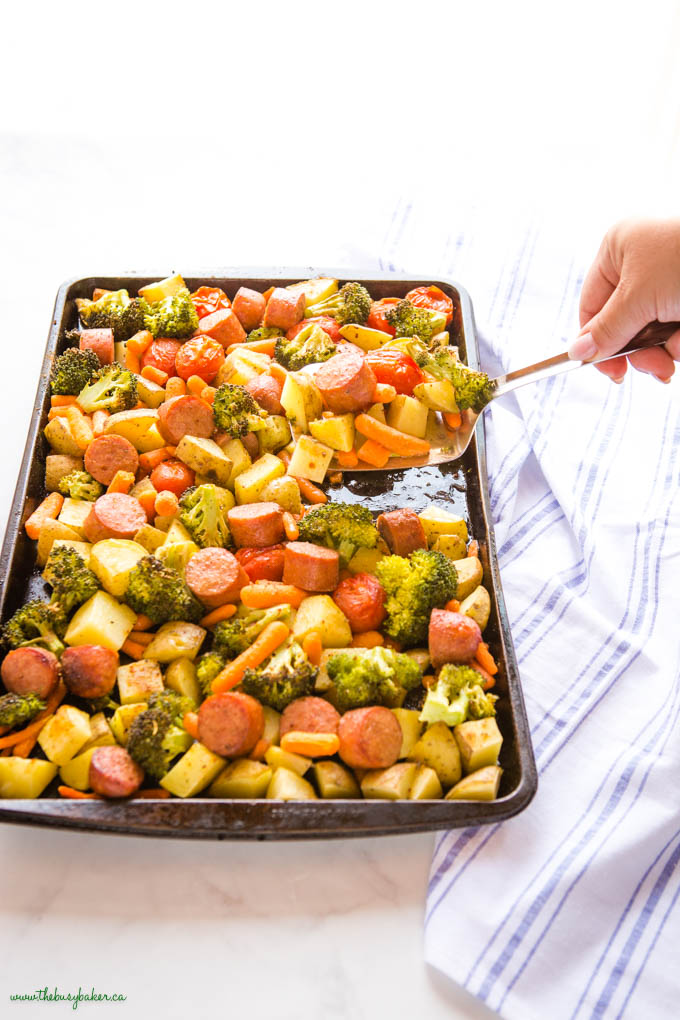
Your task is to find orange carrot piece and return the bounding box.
[445,599,461,613]
[0,747,12,756]
[141,365,169,387]
[50,395,78,408]
[58,786,100,800]
[350,631,385,649]
[240,582,306,610]
[355,414,430,457]
[183,712,199,740]
[268,363,288,384]
[165,445,177,457]
[165,376,187,400]
[200,385,216,404]
[122,639,146,660]
[25,492,64,540]
[128,630,155,646]
[92,409,110,437]
[139,448,172,472]
[135,788,171,799]
[468,539,479,558]
[302,630,323,666]
[443,411,463,430]
[262,286,275,302]
[475,641,498,676]
[373,382,397,403]
[187,374,208,397]
[357,439,391,468]
[154,490,179,517]
[137,487,158,521]
[335,449,359,469]
[225,338,277,358]
[134,614,154,631]
[199,603,238,628]
[248,737,271,761]
[282,511,299,541]
[65,406,94,450]
[106,470,135,495]
[212,621,290,695]
[125,348,141,374]
[280,731,340,758]
[127,329,154,357]
[0,682,66,749]
[47,407,69,421]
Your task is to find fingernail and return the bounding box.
[612,375,626,384]
[658,376,673,384]
[568,332,598,361]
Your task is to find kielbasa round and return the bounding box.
[282,541,339,592]
[232,287,266,331]
[314,351,376,413]
[235,545,286,582]
[332,573,386,633]
[197,308,247,347]
[198,692,264,757]
[84,434,139,486]
[376,509,428,557]
[227,502,285,548]
[244,373,284,415]
[428,608,481,668]
[83,493,147,543]
[79,328,114,365]
[337,706,403,769]
[1,646,59,700]
[262,288,305,330]
[157,395,214,445]
[185,548,248,607]
[280,697,341,738]
[61,645,119,699]
[89,746,145,798]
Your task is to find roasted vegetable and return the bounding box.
[2,600,66,656]
[76,363,138,414]
[306,281,372,326]
[376,549,458,647]
[143,289,199,339]
[419,663,497,727]
[274,323,335,371]
[241,642,317,711]
[297,502,379,568]
[326,647,423,712]
[124,556,203,625]
[51,347,100,396]
[57,470,104,502]
[0,692,45,729]
[212,384,266,438]
[43,544,100,615]
[178,484,232,549]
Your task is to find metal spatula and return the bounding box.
[347,320,679,471]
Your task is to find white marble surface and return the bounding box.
[2,4,679,1017]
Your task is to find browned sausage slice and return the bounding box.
[262,288,305,330]
[79,328,114,365]
[83,493,147,543]
[428,608,481,668]
[337,706,403,769]
[198,692,264,757]
[198,309,247,347]
[185,548,248,607]
[227,502,285,548]
[89,746,144,798]
[232,287,266,331]
[244,373,284,415]
[157,395,214,445]
[377,509,428,557]
[280,697,341,738]
[314,351,376,413]
[84,434,139,485]
[1,647,59,700]
[282,541,339,592]
[61,645,119,699]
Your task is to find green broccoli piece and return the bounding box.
[51,346,101,396]
[376,549,458,647]
[419,663,497,726]
[326,647,423,713]
[57,470,104,502]
[306,281,372,326]
[124,556,204,626]
[147,689,196,722]
[196,651,227,695]
[213,605,293,660]
[76,363,138,414]
[240,641,317,712]
[178,484,232,549]
[127,706,192,780]
[43,545,100,616]
[79,292,151,342]
[144,289,199,339]
[384,299,447,343]
[0,692,45,728]
[412,346,494,412]
[212,383,266,438]
[246,326,285,342]
[2,600,66,657]
[297,502,379,568]
[274,323,335,371]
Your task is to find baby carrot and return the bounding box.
[134,614,154,631]
[240,582,306,610]
[139,448,171,472]
[302,630,323,666]
[468,539,479,557]
[248,737,271,761]
[65,406,94,450]
[475,641,498,676]
[445,599,461,613]
[268,363,287,384]
[187,374,208,397]
[128,630,155,646]
[50,394,78,408]
[165,377,187,400]
[199,603,238,628]
[350,631,385,649]
[25,492,64,540]
[141,365,169,387]
[154,490,179,517]
[354,414,430,457]
[212,621,290,694]
[127,329,154,358]
[125,348,141,374]
[183,712,200,741]
[282,511,299,541]
[443,411,462,430]
[92,409,110,437]
[357,439,391,468]
[225,338,277,357]
[0,683,66,750]
[200,385,216,404]
[106,470,135,494]
[373,382,397,403]
[136,487,158,521]
[280,731,340,758]
[335,449,359,469]
[58,786,100,800]
[121,639,147,660]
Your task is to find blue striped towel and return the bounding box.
[412,221,680,1019]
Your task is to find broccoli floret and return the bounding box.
[127,706,192,780]
[196,651,227,695]
[148,689,196,722]
[178,484,232,549]
[297,502,379,568]
[0,692,45,728]
[124,556,203,625]
[212,383,266,438]
[241,641,317,712]
[80,292,151,342]
[2,600,66,657]
[306,281,372,326]
[376,549,458,647]
[246,326,285,342]
[385,299,447,343]
[412,346,494,412]
[58,470,104,502]
[326,647,423,713]
[274,323,335,371]
[76,363,138,414]
[419,663,497,726]
[213,606,293,660]
[86,695,120,714]
[43,545,100,616]
[144,289,199,339]
[51,346,100,396]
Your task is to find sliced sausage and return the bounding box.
[242,432,260,459]
[244,373,284,415]
[314,351,377,413]
[80,328,114,365]
[198,308,247,347]
[1,647,59,700]
[262,288,305,330]
[376,509,428,557]
[282,541,339,592]
[157,395,214,445]
[232,287,266,331]
[227,502,285,548]
[61,645,119,699]
[83,493,147,543]
[337,706,402,769]
[428,608,482,669]
[280,696,341,738]
[332,573,386,633]
[89,745,144,798]
[185,548,248,608]
[141,338,182,376]
[84,434,139,485]
[235,545,286,582]
[198,692,264,757]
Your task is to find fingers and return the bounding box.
[627,347,675,381]
[594,356,628,383]
[569,284,650,363]
[665,327,680,362]
[578,236,618,329]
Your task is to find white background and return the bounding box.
[1,3,679,1017]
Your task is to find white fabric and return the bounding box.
[377,207,680,1020]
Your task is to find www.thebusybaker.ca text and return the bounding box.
[10,986,127,1009]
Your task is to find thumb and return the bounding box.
[568,284,649,362]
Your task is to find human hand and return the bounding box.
[568,218,680,383]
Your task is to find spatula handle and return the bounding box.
[617,320,680,354]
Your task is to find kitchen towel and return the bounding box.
[378,205,680,1020]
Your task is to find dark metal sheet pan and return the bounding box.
[0,270,537,839]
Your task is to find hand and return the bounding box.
[568,218,680,383]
